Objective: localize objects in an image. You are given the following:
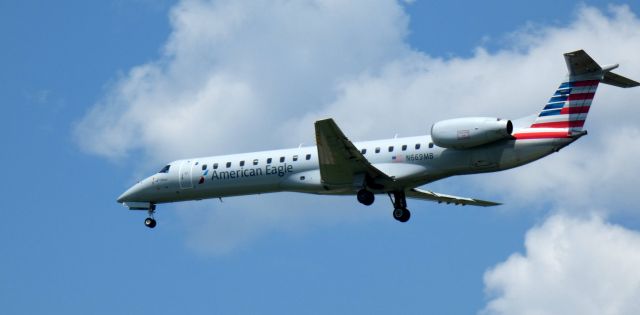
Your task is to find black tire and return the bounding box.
[393,208,411,223]
[393,208,403,219]
[357,189,375,206]
[144,217,157,228]
[400,209,411,222]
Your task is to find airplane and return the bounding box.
[117,50,638,228]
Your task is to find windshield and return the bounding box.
[158,165,170,173]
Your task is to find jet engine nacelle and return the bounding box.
[430,117,513,149]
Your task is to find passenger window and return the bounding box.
[402,145,407,151]
[415,143,421,150]
[226,162,231,168]
[306,154,311,160]
[388,146,394,152]
[375,147,380,153]
[280,157,285,163]
[158,165,170,173]
[428,142,434,148]
[361,148,367,154]
[267,158,272,164]
[240,160,245,167]
[253,159,259,165]
[213,163,218,169]
[202,164,207,171]
[293,155,298,161]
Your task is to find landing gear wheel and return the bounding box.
[144,206,157,229]
[393,208,411,222]
[388,191,411,222]
[357,189,375,206]
[144,217,157,228]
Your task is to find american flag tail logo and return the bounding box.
[514,50,639,140]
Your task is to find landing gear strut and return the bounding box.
[389,191,411,223]
[144,207,157,229]
[357,189,375,206]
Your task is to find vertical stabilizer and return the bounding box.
[514,50,638,139]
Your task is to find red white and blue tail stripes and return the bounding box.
[513,79,599,139]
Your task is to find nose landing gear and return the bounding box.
[144,217,157,228]
[144,206,157,229]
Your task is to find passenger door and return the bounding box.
[179,160,194,189]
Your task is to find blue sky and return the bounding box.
[2,1,640,314]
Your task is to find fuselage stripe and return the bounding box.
[560,106,590,114]
[544,102,566,110]
[539,106,591,117]
[513,131,571,139]
[566,92,595,101]
[531,120,585,128]
[549,95,568,103]
[539,109,562,117]
[558,80,600,88]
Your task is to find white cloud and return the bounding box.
[285,5,640,141]
[77,1,640,253]
[482,214,640,315]
[76,0,411,163]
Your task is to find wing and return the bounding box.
[406,188,501,207]
[315,118,392,187]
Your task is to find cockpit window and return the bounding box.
[159,165,170,173]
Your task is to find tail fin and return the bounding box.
[520,50,638,138]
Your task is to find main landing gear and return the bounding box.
[355,189,411,223]
[389,191,411,223]
[144,207,157,229]
[357,189,375,206]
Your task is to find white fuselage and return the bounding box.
[117,134,576,205]
[116,49,638,229]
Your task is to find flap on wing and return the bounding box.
[314,118,391,186]
[406,188,501,207]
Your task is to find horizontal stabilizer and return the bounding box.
[564,49,639,87]
[406,188,501,207]
[602,71,640,88]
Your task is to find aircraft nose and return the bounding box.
[117,182,145,203]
